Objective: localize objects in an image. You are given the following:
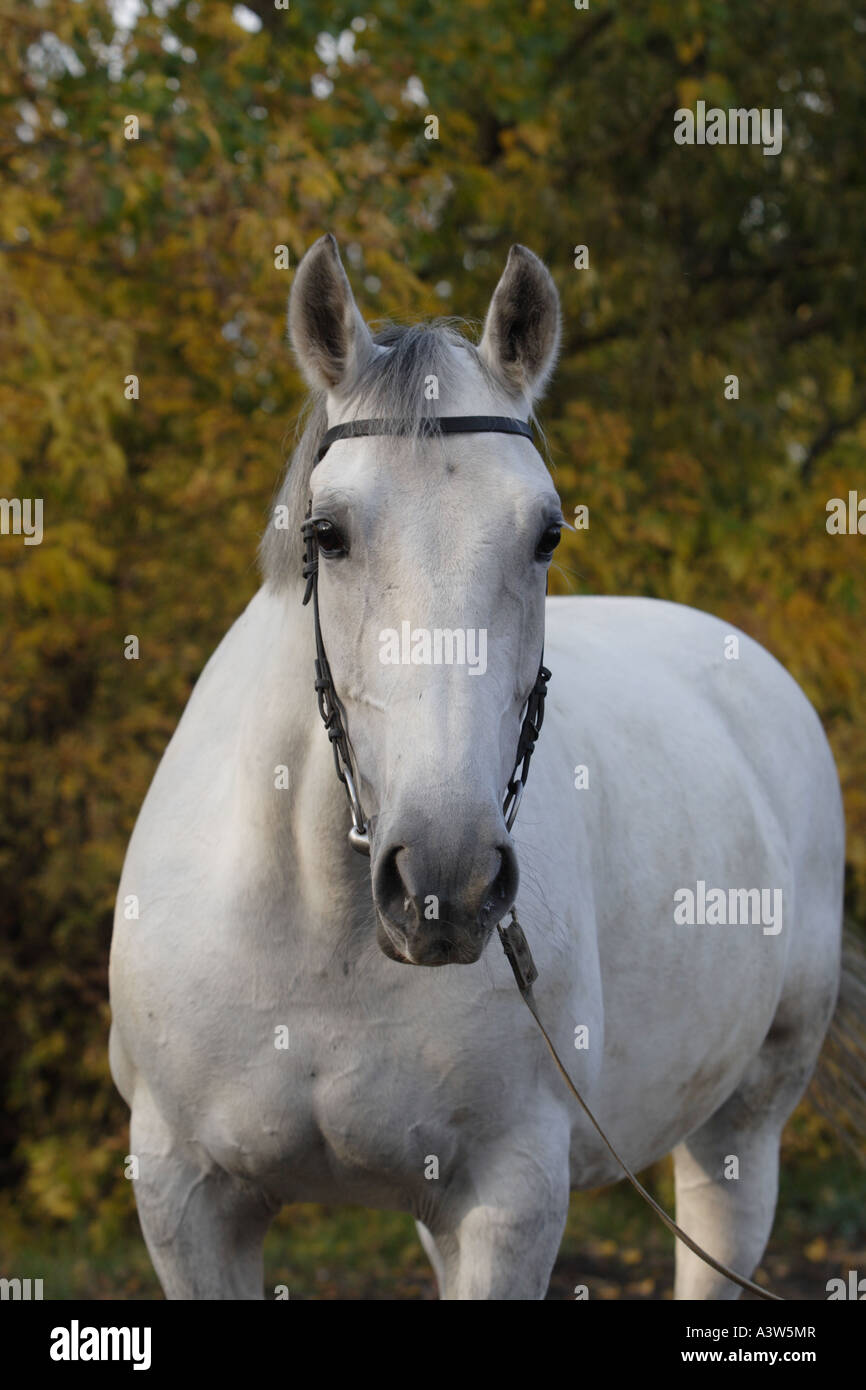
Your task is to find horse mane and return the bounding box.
[259,319,496,590]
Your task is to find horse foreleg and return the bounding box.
[672,1017,824,1300]
[672,1117,781,1299]
[424,1127,570,1300]
[130,1085,275,1300]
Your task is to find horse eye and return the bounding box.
[536,525,562,560]
[314,520,347,555]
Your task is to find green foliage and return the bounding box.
[0,0,864,1271]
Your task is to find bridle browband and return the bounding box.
[297,410,781,1302]
[302,415,550,856]
[315,414,534,464]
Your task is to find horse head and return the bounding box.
[283,234,563,966]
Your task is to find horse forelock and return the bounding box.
[259,320,501,589]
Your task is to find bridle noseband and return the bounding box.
[301,415,551,856]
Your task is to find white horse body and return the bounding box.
[109,239,844,1299]
[109,587,842,1296]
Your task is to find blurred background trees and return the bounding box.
[1,0,863,1294]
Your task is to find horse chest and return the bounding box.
[224,1016,463,1204]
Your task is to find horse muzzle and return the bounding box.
[370,817,519,966]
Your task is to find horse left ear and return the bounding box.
[478,245,561,403]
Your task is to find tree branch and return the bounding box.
[800,392,866,482]
[548,9,615,86]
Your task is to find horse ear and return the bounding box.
[288,234,375,392]
[478,245,561,403]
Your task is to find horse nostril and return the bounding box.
[483,845,519,925]
[373,843,415,928]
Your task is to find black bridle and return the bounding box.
[315,414,533,463]
[301,415,551,855]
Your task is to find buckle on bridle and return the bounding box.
[497,908,538,995]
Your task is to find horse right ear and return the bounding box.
[288,234,375,393]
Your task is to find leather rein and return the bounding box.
[300,413,781,1302]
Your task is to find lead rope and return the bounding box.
[498,911,782,1301]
